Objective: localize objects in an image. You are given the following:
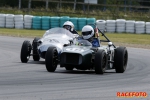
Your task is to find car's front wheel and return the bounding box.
[20,40,31,63]
[114,47,128,73]
[95,50,107,74]
[45,47,58,72]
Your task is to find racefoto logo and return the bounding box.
[117,92,148,98]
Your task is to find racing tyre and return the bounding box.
[45,47,58,72]
[32,37,40,61]
[20,40,31,63]
[114,47,128,73]
[95,50,107,74]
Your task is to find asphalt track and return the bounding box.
[0,36,150,100]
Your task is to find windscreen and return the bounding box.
[75,40,92,46]
[43,27,74,38]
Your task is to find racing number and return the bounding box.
[49,39,59,43]
[66,48,84,52]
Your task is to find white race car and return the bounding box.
[20,27,78,63]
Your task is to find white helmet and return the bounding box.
[63,21,74,31]
[82,25,94,39]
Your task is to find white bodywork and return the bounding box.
[38,28,75,54]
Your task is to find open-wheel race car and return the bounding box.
[45,24,128,74]
[20,27,78,63]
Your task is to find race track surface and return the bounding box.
[0,36,149,100]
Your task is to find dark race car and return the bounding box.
[45,24,128,74]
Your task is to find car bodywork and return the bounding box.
[45,24,128,74]
[60,39,115,70]
[20,27,77,63]
[37,28,75,58]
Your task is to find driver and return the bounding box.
[63,21,78,34]
[81,25,100,47]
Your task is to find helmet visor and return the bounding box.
[82,30,92,36]
[63,25,71,30]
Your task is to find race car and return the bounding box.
[45,24,128,74]
[20,27,78,63]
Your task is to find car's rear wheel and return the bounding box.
[45,47,58,72]
[20,40,31,63]
[95,50,107,74]
[32,37,40,61]
[114,47,128,73]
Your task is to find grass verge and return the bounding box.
[0,28,150,49]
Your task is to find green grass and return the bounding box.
[0,28,45,37]
[101,33,150,45]
[0,28,150,45]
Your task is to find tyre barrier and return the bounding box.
[135,21,145,34]
[32,16,42,30]
[69,17,78,31]
[146,22,150,34]
[126,20,135,33]
[6,14,14,28]
[116,19,126,33]
[87,18,96,28]
[78,18,87,31]
[96,20,106,32]
[1,13,150,34]
[106,20,116,33]
[50,17,60,28]
[60,16,70,27]
[42,16,50,30]
[24,15,33,29]
[0,14,6,28]
[14,15,24,29]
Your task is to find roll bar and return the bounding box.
[88,23,116,48]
